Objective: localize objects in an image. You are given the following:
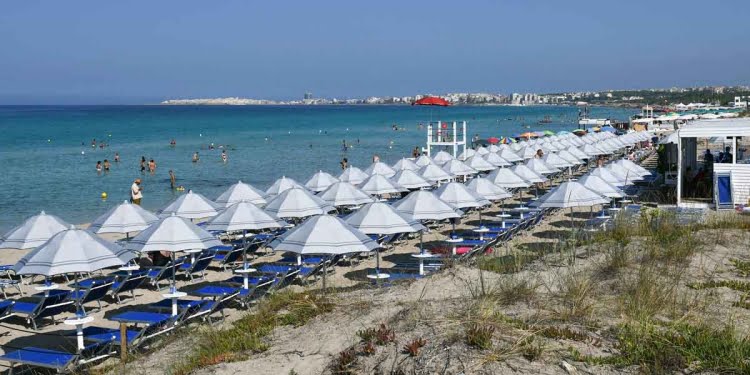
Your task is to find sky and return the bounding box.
[0,0,749,104]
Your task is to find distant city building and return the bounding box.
[734,96,749,108]
[303,92,313,100]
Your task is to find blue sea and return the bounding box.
[0,105,636,232]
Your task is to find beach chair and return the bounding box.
[0,279,23,298]
[0,340,112,375]
[257,264,301,286]
[147,298,210,322]
[0,299,13,320]
[145,260,183,290]
[186,285,243,322]
[9,291,75,330]
[180,253,215,281]
[109,272,147,304]
[223,275,280,305]
[67,280,113,314]
[79,311,179,352]
[212,247,244,271]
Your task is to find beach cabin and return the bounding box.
[676,118,750,209]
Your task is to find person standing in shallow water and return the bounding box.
[169,170,176,189]
[131,178,143,205]
[148,159,156,173]
[140,156,146,173]
[192,152,200,163]
[340,158,348,170]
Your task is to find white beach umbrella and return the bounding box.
[517,146,539,160]
[125,214,222,253]
[498,148,523,162]
[458,148,477,161]
[589,167,630,186]
[432,150,455,165]
[338,166,369,185]
[578,175,625,198]
[487,144,501,153]
[530,181,609,208]
[510,142,524,151]
[318,182,375,207]
[392,158,420,172]
[525,158,560,175]
[215,180,267,207]
[485,168,531,188]
[358,174,407,196]
[88,200,159,237]
[203,202,286,233]
[14,226,133,276]
[464,155,497,172]
[483,152,512,167]
[557,149,584,165]
[364,162,397,178]
[542,152,574,168]
[466,177,513,201]
[391,169,432,190]
[580,144,607,157]
[434,182,491,209]
[271,214,379,286]
[615,159,651,176]
[567,146,590,160]
[418,163,454,183]
[607,163,643,182]
[264,187,336,219]
[391,190,463,222]
[158,190,221,219]
[414,154,437,167]
[442,159,478,177]
[475,146,490,156]
[266,176,305,197]
[510,164,547,183]
[305,171,340,193]
[0,211,70,250]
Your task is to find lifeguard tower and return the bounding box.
[424,121,467,157]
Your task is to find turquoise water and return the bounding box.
[0,105,636,231]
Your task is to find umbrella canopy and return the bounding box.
[158,190,221,219]
[318,182,374,207]
[483,152,511,167]
[304,171,340,193]
[580,144,608,157]
[487,144,501,153]
[485,168,531,188]
[475,146,490,156]
[338,166,369,185]
[432,150,455,165]
[215,181,267,207]
[498,148,523,162]
[542,152,574,168]
[203,202,286,232]
[517,146,540,160]
[434,182,491,209]
[264,187,335,219]
[266,176,305,197]
[391,190,463,221]
[270,215,379,255]
[525,158,560,175]
[615,159,651,176]
[464,155,497,172]
[607,163,643,182]
[412,96,450,106]
[125,214,222,253]
[391,169,432,190]
[414,154,437,167]
[345,202,425,235]
[557,149,584,165]
[589,167,629,186]
[530,181,609,208]
[14,226,133,275]
[88,200,159,235]
[441,159,478,177]
[466,177,513,201]
[487,137,500,145]
[358,174,407,196]
[510,165,547,183]
[364,162,397,178]
[392,158,420,172]
[0,211,70,250]
[578,175,626,198]
[418,163,454,183]
[457,148,477,161]
[567,146,590,160]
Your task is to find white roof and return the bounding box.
[677,119,750,138]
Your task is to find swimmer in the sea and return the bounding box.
[169,170,176,189]
[192,151,200,163]
[103,159,111,172]
[95,161,102,173]
[140,156,146,173]
[114,152,120,162]
[221,150,227,163]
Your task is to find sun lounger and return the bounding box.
[0,341,112,375]
[67,280,113,314]
[10,291,75,330]
[79,311,178,352]
[212,247,244,271]
[109,272,147,304]
[0,279,22,298]
[179,253,215,281]
[145,260,183,290]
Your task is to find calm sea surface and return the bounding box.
[0,105,636,231]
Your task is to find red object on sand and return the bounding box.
[487,137,499,144]
[412,96,451,106]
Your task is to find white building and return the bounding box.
[734,96,749,108]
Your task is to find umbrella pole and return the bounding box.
[243,230,248,270]
[420,230,424,254]
[322,259,327,291]
[171,252,176,293]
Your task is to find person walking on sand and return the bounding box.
[169,170,176,189]
[131,178,143,205]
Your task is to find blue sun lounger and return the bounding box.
[67,280,113,314]
[78,310,179,352]
[0,341,112,375]
[10,291,75,330]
